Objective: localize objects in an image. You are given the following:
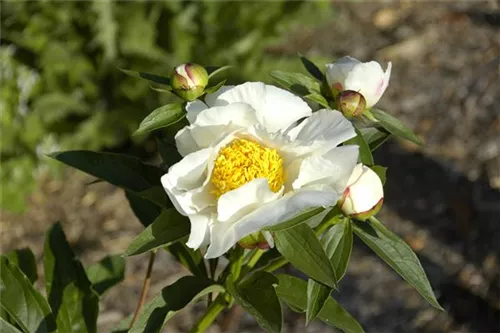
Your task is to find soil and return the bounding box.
[2,2,500,333]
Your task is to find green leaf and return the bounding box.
[274,224,337,289]
[306,279,330,324]
[370,108,423,145]
[204,79,226,95]
[345,128,374,166]
[275,274,364,333]
[269,70,321,96]
[206,65,232,80]
[299,54,324,81]
[370,165,387,185]
[44,222,99,333]
[353,218,443,310]
[5,248,37,284]
[133,103,185,136]
[264,207,325,232]
[359,127,391,151]
[0,256,57,333]
[125,191,162,227]
[49,150,169,207]
[227,272,282,333]
[304,93,329,108]
[323,219,353,280]
[129,276,224,333]
[119,68,171,87]
[0,317,22,333]
[167,242,207,277]
[306,219,353,323]
[86,255,125,296]
[156,138,182,167]
[123,208,190,256]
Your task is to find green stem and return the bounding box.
[246,249,265,268]
[190,295,227,333]
[261,257,288,273]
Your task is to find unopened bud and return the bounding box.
[337,90,367,118]
[340,164,384,221]
[238,231,273,250]
[171,63,208,101]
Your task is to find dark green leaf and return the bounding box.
[359,127,391,151]
[133,103,185,136]
[274,224,337,289]
[206,65,232,79]
[345,128,374,166]
[0,256,57,333]
[371,108,423,145]
[353,218,443,310]
[125,191,162,227]
[167,242,207,277]
[86,255,125,296]
[304,93,329,108]
[129,276,224,333]
[275,274,364,333]
[156,137,182,168]
[299,54,324,81]
[306,279,330,324]
[0,317,22,333]
[204,80,226,94]
[124,208,190,256]
[119,68,171,87]
[227,272,282,333]
[269,70,321,96]
[44,222,99,333]
[49,150,169,207]
[323,219,353,280]
[264,207,325,232]
[306,219,353,323]
[370,165,387,185]
[5,248,37,284]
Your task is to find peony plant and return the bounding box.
[1,57,441,333]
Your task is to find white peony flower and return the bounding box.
[162,82,359,258]
[325,56,392,108]
[339,164,384,220]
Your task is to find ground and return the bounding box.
[1,2,500,332]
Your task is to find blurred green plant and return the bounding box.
[0,1,334,212]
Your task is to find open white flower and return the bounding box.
[325,56,392,108]
[162,82,359,258]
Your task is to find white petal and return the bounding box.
[190,124,229,150]
[344,61,389,107]
[344,164,384,214]
[186,100,208,124]
[211,82,312,133]
[262,231,274,248]
[292,145,359,193]
[204,85,235,107]
[175,126,199,156]
[325,56,362,88]
[186,211,213,250]
[194,103,258,128]
[205,189,339,258]
[217,178,283,223]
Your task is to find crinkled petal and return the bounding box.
[210,82,312,133]
[186,100,208,124]
[186,210,213,250]
[217,178,283,223]
[205,189,340,258]
[344,61,390,107]
[292,145,359,193]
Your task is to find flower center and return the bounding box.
[211,139,284,197]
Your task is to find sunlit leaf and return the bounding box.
[371,108,423,145]
[265,207,325,232]
[5,248,37,284]
[133,103,185,136]
[119,68,171,87]
[86,255,125,296]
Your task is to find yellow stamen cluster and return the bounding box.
[211,139,284,197]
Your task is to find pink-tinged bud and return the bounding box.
[238,231,274,250]
[337,90,367,118]
[340,164,384,221]
[171,63,208,101]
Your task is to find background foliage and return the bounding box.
[1,0,333,212]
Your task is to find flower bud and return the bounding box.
[340,164,384,221]
[337,90,367,118]
[171,63,208,101]
[238,231,274,250]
